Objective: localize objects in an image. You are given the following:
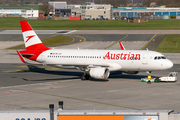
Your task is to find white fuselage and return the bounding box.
[36,49,173,72]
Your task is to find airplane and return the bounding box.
[17,21,173,80]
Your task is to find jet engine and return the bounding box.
[123,71,139,74]
[89,68,110,79]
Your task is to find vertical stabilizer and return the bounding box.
[20,21,49,51]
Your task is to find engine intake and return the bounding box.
[90,68,110,79]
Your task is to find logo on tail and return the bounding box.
[26,35,35,43]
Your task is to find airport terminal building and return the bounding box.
[0,8,39,18]
[1,2,180,20]
[49,2,180,20]
[49,2,112,20]
[113,7,180,19]
[80,3,112,20]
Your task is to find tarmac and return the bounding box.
[0,64,179,111]
[0,30,180,112]
[2,30,180,34]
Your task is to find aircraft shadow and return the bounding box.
[23,65,149,82]
[27,65,83,76]
[22,77,80,82]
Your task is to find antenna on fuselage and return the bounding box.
[146,48,149,51]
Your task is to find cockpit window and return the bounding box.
[154,56,166,60]
[161,56,166,59]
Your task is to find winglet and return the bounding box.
[119,41,125,50]
[16,50,26,63]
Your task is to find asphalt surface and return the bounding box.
[0,63,179,87]
[0,31,180,112]
[141,34,165,51]
[0,63,179,111]
[68,34,153,41]
[0,34,55,41]
[0,34,153,42]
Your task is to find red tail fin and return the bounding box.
[20,21,49,51]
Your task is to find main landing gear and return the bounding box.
[81,72,89,80]
[81,74,90,80]
[80,68,90,80]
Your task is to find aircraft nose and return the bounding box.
[166,60,173,69]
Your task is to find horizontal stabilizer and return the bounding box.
[16,50,26,63]
[21,54,34,56]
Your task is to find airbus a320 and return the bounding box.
[17,21,173,80]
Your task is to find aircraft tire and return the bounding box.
[81,75,86,80]
[85,75,89,80]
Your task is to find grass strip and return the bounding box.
[1,17,180,30]
[156,35,180,53]
[8,35,73,49]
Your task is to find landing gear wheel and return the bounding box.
[81,75,90,80]
[81,75,86,80]
[85,75,89,80]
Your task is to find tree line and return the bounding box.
[0,0,129,7]
[143,0,180,7]
[1,0,179,7]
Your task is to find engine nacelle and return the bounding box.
[123,71,139,74]
[89,68,110,79]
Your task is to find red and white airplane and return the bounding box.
[17,21,173,80]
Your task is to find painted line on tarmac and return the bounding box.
[104,35,128,49]
[64,30,77,34]
[2,70,29,73]
[5,104,47,110]
[61,35,86,44]
[6,37,22,41]
[141,34,157,50]
[6,104,20,107]
[75,35,86,42]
